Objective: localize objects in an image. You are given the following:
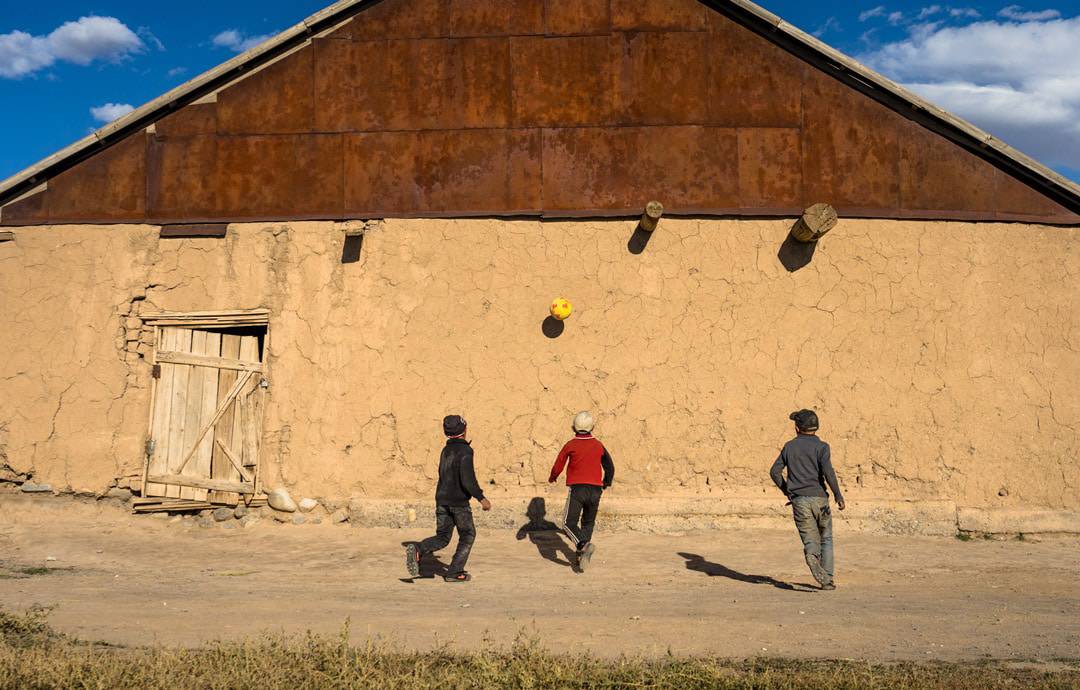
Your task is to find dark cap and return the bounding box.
[789,409,819,432]
[443,415,467,437]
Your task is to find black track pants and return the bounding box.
[563,485,603,550]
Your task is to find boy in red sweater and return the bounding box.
[549,411,615,572]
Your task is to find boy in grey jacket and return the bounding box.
[770,409,846,590]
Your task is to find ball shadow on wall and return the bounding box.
[541,316,565,339]
[777,229,817,272]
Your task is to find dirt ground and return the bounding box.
[1,493,1077,661]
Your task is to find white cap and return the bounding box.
[572,411,595,433]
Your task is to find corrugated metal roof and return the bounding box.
[1,0,1077,214]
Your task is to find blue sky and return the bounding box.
[1,1,1078,183]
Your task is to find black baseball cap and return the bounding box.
[789,409,819,432]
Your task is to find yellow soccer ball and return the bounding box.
[550,298,573,321]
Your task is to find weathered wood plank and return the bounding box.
[215,437,253,483]
[173,370,254,475]
[190,331,222,501]
[141,325,162,497]
[178,330,208,500]
[164,328,193,499]
[210,334,242,505]
[238,336,261,478]
[142,309,270,319]
[146,475,256,494]
[155,350,264,372]
[145,327,177,497]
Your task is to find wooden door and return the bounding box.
[144,327,266,503]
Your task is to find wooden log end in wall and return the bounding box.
[792,203,838,243]
[640,201,664,232]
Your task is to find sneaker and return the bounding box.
[444,572,472,583]
[805,553,829,587]
[578,542,596,572]
[404,543,420,578]
[821,582,837,591]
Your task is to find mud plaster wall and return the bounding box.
[0,218,1077,517]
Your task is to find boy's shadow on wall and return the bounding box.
[678,552,817,591]
[517,497,577,569]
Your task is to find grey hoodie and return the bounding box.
[770,433,843,501]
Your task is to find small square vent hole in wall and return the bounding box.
[339,219,380,264]
[138,309,270,512]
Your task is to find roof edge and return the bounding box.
[0,0,372,203]
[708,0,1080,213]
[1,0,1078,215]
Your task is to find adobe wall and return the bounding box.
[1,218,1077,533]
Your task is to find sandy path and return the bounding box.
[1,494,1077,660]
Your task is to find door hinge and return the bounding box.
[151,364,161,379]
[145,438,156,458]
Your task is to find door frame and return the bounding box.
[139,309,271,500]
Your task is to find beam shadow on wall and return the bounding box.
[541,316,565,339]
[777,228,817,272]
[627,222,655,255]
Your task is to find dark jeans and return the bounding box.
[420,505,476,575]
[564,485,603,550]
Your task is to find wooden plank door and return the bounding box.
[144,327,265,501]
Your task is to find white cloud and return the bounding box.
[860,15,1080,167]
[860,6,887,21]
[90,102,135,123]
[812,16,842,37]
[167,66,187,77]
[998,5,1062,21]
[949,7,981,18]
[888,11,906,24]
[918,5,944,19]
[0,16,143,78]
[212,29,274,53]
[137,27,165,52]
[45,17,143,65]
[0,31,53,78]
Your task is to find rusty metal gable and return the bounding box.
[1,0,1078,226]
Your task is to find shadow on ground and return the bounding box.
[678,552,816,591]
[517,497,576,569]
[398,543,451,582]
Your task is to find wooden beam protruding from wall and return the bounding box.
[640,201,664,232]
[792,203,838,242]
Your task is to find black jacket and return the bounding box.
[435,438,486,507]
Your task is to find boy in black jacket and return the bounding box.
[405,415,491,582]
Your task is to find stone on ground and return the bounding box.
[213,507,233,522]
[233,504,248,519]
[331,509,348,524]
[19,482,52,493]
[105,488,133,501]
[268,488,297,513]
[298,498,318,513]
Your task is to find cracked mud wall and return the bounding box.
[0,218,1077,521]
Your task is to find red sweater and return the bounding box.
[549,434,615,487]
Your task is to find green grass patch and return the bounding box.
[955,532,973,541]
[0,608,1077,689]
[20,567,51,576]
